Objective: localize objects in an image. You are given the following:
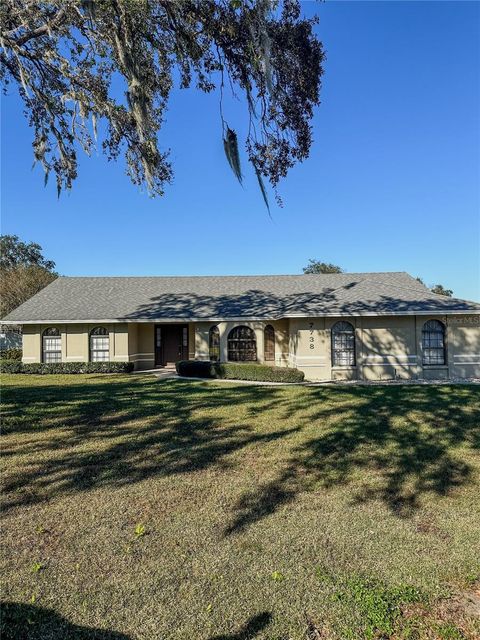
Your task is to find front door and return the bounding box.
[154,325,188,367]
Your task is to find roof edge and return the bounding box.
[3,309,480,325]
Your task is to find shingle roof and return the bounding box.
[3,272,479,323]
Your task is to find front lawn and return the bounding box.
[1,374,479,639]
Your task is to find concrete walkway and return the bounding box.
[133,367,178,380]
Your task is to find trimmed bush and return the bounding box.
[176,360,305,383]
[0,359,23,373]
[217,363,305,383]
[176,360,217,378]
[0,347,22,361]
[0,360,134,374]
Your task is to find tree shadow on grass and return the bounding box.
[1,376,479,531]
[0,601,131,640]
[1,378,298,512]
[208,611,272,640]
[225,384,480,534]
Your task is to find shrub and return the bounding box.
[0,347,22,361]
[176,360,305,383]
[175,360,217,378]
[0,361,134,374]
[216,363,305,383]
[0,359,23,373]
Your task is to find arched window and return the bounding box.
[209,325,220,361]
[264,324,275,361]
[90,327,110,362]
[422,320,446,365]
[228,326,257,362]
[42,327,61,363]
[331,321,355,366]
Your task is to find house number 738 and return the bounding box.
[309,322,315,350]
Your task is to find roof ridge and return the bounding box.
[57,271,410,279]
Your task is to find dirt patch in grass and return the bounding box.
[399,586,480,640]
[1,374,479,639]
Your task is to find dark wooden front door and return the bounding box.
[154,324,188,367]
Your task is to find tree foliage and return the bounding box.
[0,1,324,204]
[430,284,453,298]
[0,234,56,270]
[303,259,343,274]
[416,277,453,297]
[0,235,57,318]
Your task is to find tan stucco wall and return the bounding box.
[63,324,88,361]
[289,315,416,382]
[268,319,289,366]
[131,323,155,369]
[359,316,419,381]
[128,324,138,361]
[287,314,480,381]
[193,322,212,360]
[111,325,129,361]
[193,320,289,365]
[188,323,196,360]
[22,323,129,363]
[22,325,41,362]
[288,317,330,380]
[20,315,480,380]
[447,315,480,379]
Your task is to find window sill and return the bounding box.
[422,365,448,369]
[332,366,357,370]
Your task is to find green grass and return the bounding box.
[1,374,479,640]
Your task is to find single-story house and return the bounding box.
[2,272,480,381]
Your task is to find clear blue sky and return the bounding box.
[1,1,479,300]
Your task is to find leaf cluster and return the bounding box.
[303,259,344,274]
[0,234,57,318]
[1,1,324,204]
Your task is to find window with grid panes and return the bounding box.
[42,327,61,363]
[90,326,110,361]
[331,321,356,366]
[227,326,257,361]
[422,320,446,365]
